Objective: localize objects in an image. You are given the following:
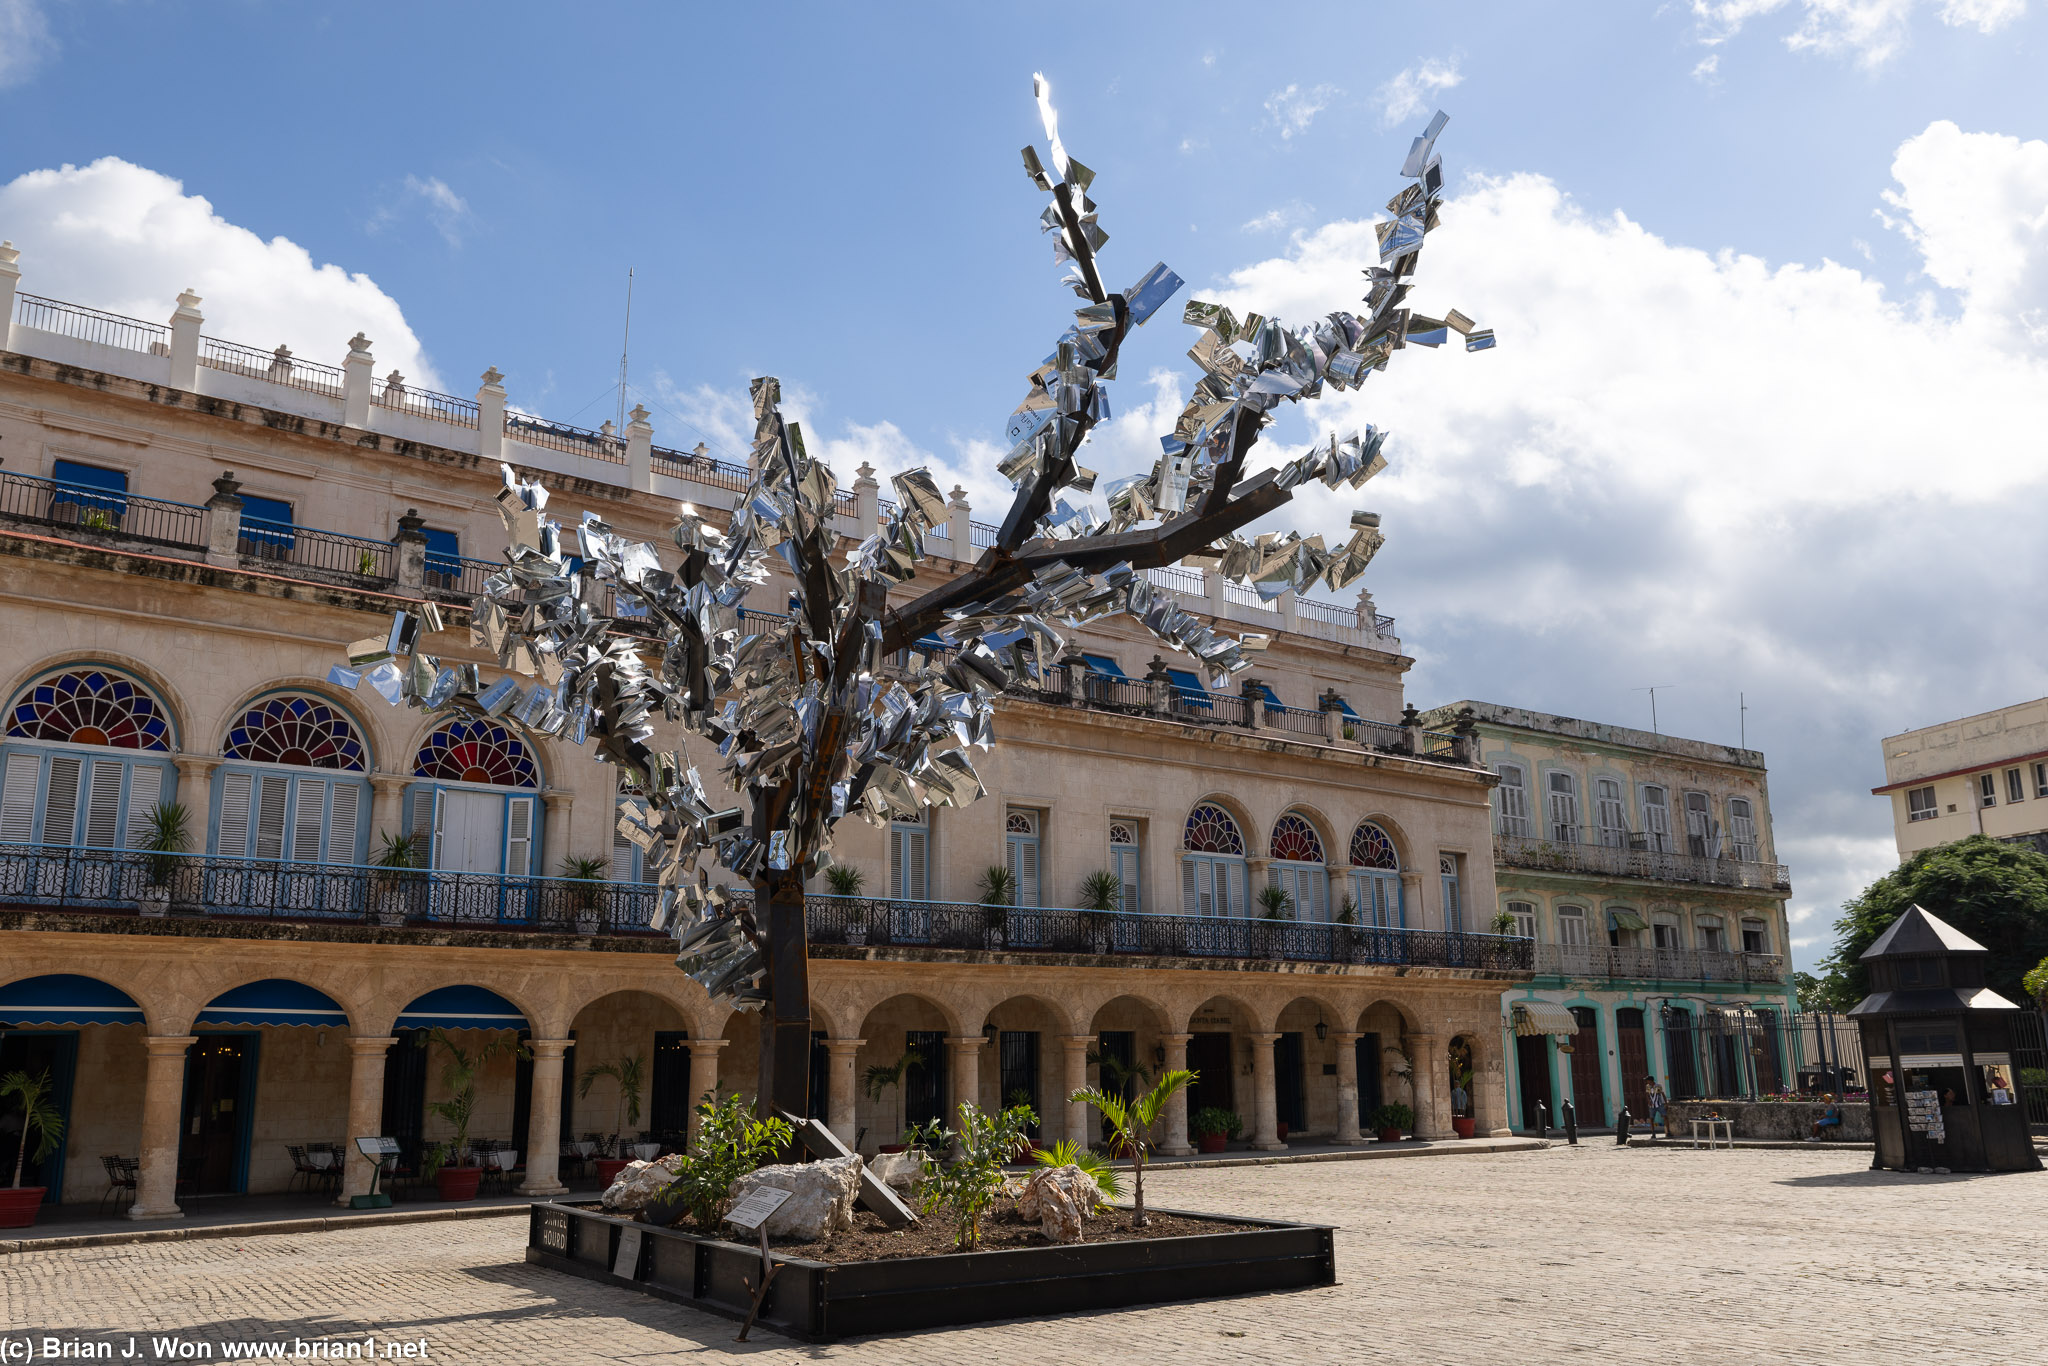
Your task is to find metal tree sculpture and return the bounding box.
[337,78,1491,1122]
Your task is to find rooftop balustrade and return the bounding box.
[1495,832,1791,891]
[1531,941,1788,985]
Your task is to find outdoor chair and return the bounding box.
[286,1145,337,1194]
[98,1155,138,1213]
[559,1140,591,1181]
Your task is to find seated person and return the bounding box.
[1807,1095,1843,1141]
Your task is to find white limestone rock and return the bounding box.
[868,1149,924,1194]
[600,1155,684,1213]
[729,1155,864,1241]
[1016,1165,1101,1244]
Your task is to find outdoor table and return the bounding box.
[631,1143,660,1161]
[306,1150,334,1169]
[1689,1118,1734,1149]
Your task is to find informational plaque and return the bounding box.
[725,1185,792,1233]
[612,1225,644,1279]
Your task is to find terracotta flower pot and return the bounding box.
[1452,1117,1477,1139]
[1276,1122,1290,1143]
[1197,1133,1228,1154]
[1377,1127,1403,1143]
[595,1158,632,1188]
[0,1186,46,1228]
[434,1167,481,1202]
[878,1143,907,1154]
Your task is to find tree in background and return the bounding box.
[1793,970,1858,1014]
[1813,836,2048,1006]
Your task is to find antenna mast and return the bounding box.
[1633,684,1676,735]
[1740,691,1748,750]
[615,267,635,433]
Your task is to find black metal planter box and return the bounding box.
[527,1200,1335,1342]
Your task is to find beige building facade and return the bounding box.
[1875,696,2048,859]
[0,250,1529,1220]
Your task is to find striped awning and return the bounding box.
[1512,1001,1579,1036]
[1607,909,1648,932]
[196,979,349,1028]
[395,985,527,1031]
[0,974,145,1026]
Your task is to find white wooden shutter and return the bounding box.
[1642,788,1670,851]
[217,771,253,857]
[409,786,442,868]
[253,775,287,860]
[292,779,326,863]
[1494,766,1529,836]
[2,752,40,844]
[1181,858,1199,915]
[123,765,163,849]
[1007,834,1040,907]
[1596,779,1626,846]
[613,812,637,883]
[904,828,927,899]
[84,760,124,849]
[1112,844,1140,913]
[504,796,534,876]
[327,783,359,865]
[1547,773,1578,842]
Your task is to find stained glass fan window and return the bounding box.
[1269,813,1324,863]
[223,695,365,770]
[6,669,170,750]
[1183,803,1243,853]
[1349,822,1398,868]
[413,718,538,787]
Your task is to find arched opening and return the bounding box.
[1448,1033,1479,1136]
[565,990,693,1161]
[982,995,1068,1139]
[384,986,531,1191]
[1275,995,1345,1141]
[0,974,145,1208]
[1088,994,1172,1147]
[1356,1000,1419,1133]
[853,993,955,1154]
[187,979,353,1196]
[1346,821,1403,928]
[215,692,370,867]
[405,719,541,882]
[1180,801,1247,919]
[1267,813,1329,921]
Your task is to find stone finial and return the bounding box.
[385,370,405,386]
[174,288,203,315]
[948,485,969,504]
[480,366,505,388]
[1401,703,1420,726]
[395,507,426,539]
[599,419,617,438]
[854,461,877,483]
[1146,654,1173,681]
[1453,705,1479,737]
[628,403,651,426]
[210,471,243,504]
[347,332,372,356]
[0,240,19,268]
[693,442,709,458]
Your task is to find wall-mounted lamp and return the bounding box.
[1313,1014,1327,1042]
[1154,1045,1166,1065]
[982,1023,998,1040]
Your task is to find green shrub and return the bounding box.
[1369,1102,1415,1133]
[916,1102,1037,1250]
[1191,1106,1242,1140]
[666,1093,792,1230]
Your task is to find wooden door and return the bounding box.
[1275,1033,1306,1133]
[180,1036,251,1194]
[1189,1032,1234,1116]
[1515,1033,1553,1131]
[1567,1007,1606,1126]
[1616,1009,1650,1124]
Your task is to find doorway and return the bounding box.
[1275,1032,1306,1133]
[0,1032,76,1202]
[648,1031,692,1145]
[1616,1009,1650,1124]
[180,1035,255,1194]
[438,790,503,872]
[1354,1033,1382,1128]
[1515,1033,1554,1131]
[903,1031,946,1130]
[1568,1007,1606,1126]
[1188,1032,1234,1116]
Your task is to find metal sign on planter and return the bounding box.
[725,1186,792,1233]
[612,1225,644,1280]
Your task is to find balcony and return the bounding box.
[1494,833,1791,892]
[1532,942,1787,986]
[0,845,1533,974]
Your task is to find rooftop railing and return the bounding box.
[506,414,625,462]
[372,379,480,429]
[1532,942,1787,985]
[1495,833,1791,891]
[237,517,396,583]
[650,445,751,493]
[0,470,206,550]
[13,292,170,355]
[200,337,345,399]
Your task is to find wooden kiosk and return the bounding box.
[1850,906,2041,1173]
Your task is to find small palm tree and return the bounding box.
[1070,1068,1195,1226]
[1029,1138,1123,1204]
[137,802,191,889]
[579,1054,647,1139]
[418,1028,527,1166]
[1078,870,1123,913]
[1257,883,1293,920]
[2,1069,64,1190]
[976,864,1015,905]
[824,863,865,896]
[558,854,609,920]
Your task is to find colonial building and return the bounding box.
[1874,696,2048,860]
[0,248,1532,1220]
[1419,701,1794,1131]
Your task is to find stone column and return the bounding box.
[685,1040,728,1149]
[1279,588,1299,634]
[1248,1033,1283,1149]
[946,1035,986,1125]
[476,368,507,460]
[130,1035,196,1220]
[1061,1034,1092,1148]
[1240,678,1267,733]
[852,463,879,540]
[203,471,243,568]
[1400,869,1423,930]
[1399,702,1423,756]
[0,240,19,352]
[393,508,427,598]
[1332,1031,1363,1142]
[825,1038,866,1148]
[342,333,374,428]
[946,487,973,561]
[168,289,202,390]
[337,1036,398,1206]
[540,789,573,882]
[626,403,653,492]
[171,756,219,863]
[368,773,409,854]
[1159,1033,1193,1154]
[1479,1030,1512,1137]
[1409,1032,1443,1138]
[518,1039,573,1195]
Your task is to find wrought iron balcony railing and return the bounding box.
[1494,834,1790,891]
[1531,942,1787,985]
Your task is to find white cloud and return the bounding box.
[1263,83,1339,141]
[1184,120,2048,969]
[1692,53,1722,81]
[0,0,54,88]
[1376,58,1462,128]
[368,174,474,248]
[1690,0,2025,67]
[1241,201,1314,235]
[0,157,449,391]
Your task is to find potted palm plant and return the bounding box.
[133,801,190,917]
[1191,1106,1241,1154]
[1257,884,1293,920]
[1370,1101,1415,1143]
[1071,1067,1195,1227]
[1078,869,1122,951]
[579,1053,647,1183]
[1491,909,1518,935]
[0,1068,64,1228]
[558,854,608,934]
[418,1028,526,1200]
[825,864,869,943]
[975,864,1013,947]
[372,831,423,926]
[862,1046,923,1152]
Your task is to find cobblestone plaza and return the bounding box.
[5,1146,2042,1364]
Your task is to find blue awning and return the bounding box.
[196,979,349,1028]
[0,974,145,1026]
[1165,668,1210,707]
[1334,696,1359,718]
[1256,682,1284,709]
[1080,653,1127,679]
[396,985,528,1031]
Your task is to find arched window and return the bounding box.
[1108,819,1141,913]
[406,719,539,879]
[214,694,370,865]
[1440,853,1464,934]
[1181,803,1246,917]
[1346,821,1403,928]
[889,808,928,900]
[2,668,177,852]
[1004,809,1042,907]
[1267,813,1327,921]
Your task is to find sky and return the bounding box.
[4,0,2048,971]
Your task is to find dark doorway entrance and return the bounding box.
[1095,1031,1136,1142]
[903,1031,947,1131]
[1616,1009,1650,1124]
[1568,1007,1605,1126]
[1355,1033,1382,1128]
[999,1031,1041,1136]
[1188,1032,1234,1117]
[1515,1033,1553,1131]
[1753,1009,1784,1094]
[0,1032,76,1202]
[1664,1009,1699,1099]
[180,1035,254,1194]
[1275,1032,1306,1133]
[809,1032,830,1121]
[649,1031,692,1145]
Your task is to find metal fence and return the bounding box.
[1660,1008,1863,1102]
[198,337,345,399]
[649,446,751,493]
[13,293,170,354]
[372,380,480,428]
[1496,833,1792,891]
[1533,943,1786,986]
[506,414,625,462]
[0,470,206,549]
[1265,704,1328,738]
[425,555,497,601]
[238,518,397,581]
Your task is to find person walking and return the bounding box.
[1645,1077,1668,1134]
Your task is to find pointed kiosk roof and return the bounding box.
[1859,905,1987,960]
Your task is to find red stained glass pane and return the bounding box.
[413,719,536,788]
[1349,822,1398,869]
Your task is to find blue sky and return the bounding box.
[6,0,2048,969]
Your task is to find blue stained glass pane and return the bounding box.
[83,673,105,692]
[229,729,249,747]
[111,680,133,700]
[33,688,54,705]
[53,678,77,697]
[288,698,307,717]
[431,733,449,749]
[132,698,154,715]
